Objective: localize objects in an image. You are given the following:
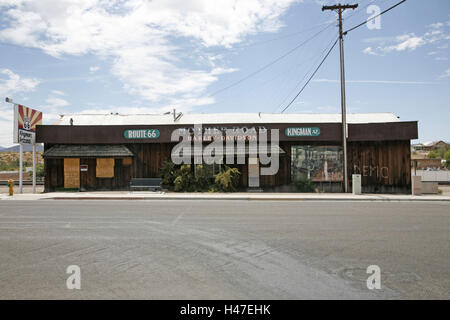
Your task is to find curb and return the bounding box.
[44,196,450,201]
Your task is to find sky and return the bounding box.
[0,0,449,147]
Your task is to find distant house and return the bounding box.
[412,140,448,152]
[411,143,425,152]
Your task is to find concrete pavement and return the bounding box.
[0,200,448,299]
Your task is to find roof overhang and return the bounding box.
[43,144,134,158]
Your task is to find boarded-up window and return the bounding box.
[64,158,80,188]
[96,158,115,178]
[122,157,132,166]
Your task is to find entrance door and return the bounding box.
[64,158,80,189]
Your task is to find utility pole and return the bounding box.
[322,3,357,193]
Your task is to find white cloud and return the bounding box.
[363,22,450,56]
[35,94,71,125]
[362,47,379,56]
[46,97,69,108]
[89,66,100,73]
[0,0,300,109]
[428,22,444,29]
[0,68,40,97]
[439,68,450,79]
[384,34,426,52]
[0,68,39,147]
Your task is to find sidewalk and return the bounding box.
[1,191,450,201]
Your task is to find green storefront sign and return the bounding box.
[285,127,320,137]
[124,129,160,139]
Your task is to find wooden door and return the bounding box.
[64,158,80,189]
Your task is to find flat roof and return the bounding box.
[53,112,401,126]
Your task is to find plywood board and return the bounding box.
[64,158,80,188]
[96,158,115,178]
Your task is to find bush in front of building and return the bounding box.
[195,165,215,191]
[159,160,241,192]
[292,178,315,192]
[159,160,180,187]
[173,165,197,192]
[211,166,241,192]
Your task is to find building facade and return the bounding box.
[36,113,418,193]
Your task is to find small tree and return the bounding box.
[444,150,450,168]
[29,163,45,180]
[427,150,440,159]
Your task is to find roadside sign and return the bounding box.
[13,104,42,144]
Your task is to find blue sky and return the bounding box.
[0,0,449,147]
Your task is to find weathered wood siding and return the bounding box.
[44,140,412,193]
[126,143,173,179]
[348,140,411,193]
[45,157,132,191]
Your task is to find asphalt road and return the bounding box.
[0,200,448,299]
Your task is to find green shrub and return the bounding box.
[29,163,45,180]
[158,160,179,188]
[194,165,214,192]
[158,160,241,192]
[173,165,195,192]
[0,159,19,171]
[293,178,314,192]
[427,145,449,159]
[444,150,450,168]
[212,166,241,192]
[427,151,440,159]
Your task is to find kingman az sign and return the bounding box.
[285,127,320,137]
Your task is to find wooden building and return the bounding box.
[36,112,418,193]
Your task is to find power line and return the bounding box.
[281,37,339,113]
[206,21,334,54]
[206,23,335,97]
[273,33,338,113]
[344,0,407,34]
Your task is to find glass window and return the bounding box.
[291,146,343,182]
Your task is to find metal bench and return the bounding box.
[130,178,162,191]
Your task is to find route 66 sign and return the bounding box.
[13,104,42,144]
[23,117,31,130]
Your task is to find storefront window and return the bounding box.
[291,146,343,182]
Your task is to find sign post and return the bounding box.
[32,143,36,193]
[19,143,23,194]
